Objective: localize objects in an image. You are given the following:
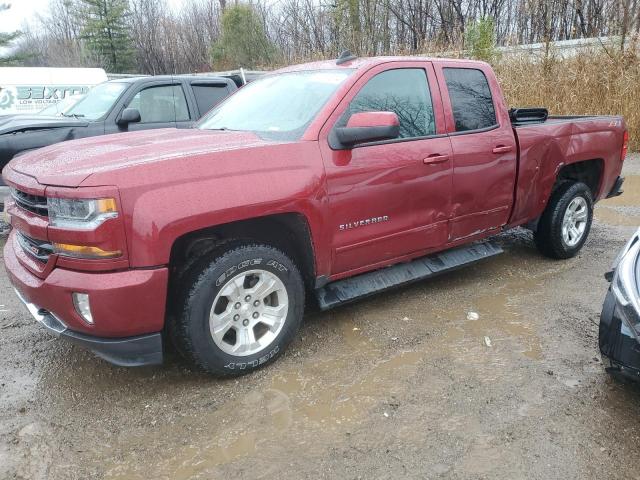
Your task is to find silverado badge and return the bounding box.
[339,216,389,231]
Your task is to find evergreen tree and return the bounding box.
[0,3,22,65]
[77,0,133,72]
[465,17,499,63]
[212,4,278,69]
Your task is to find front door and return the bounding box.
[109,83,191,134]
[319,63,454,276]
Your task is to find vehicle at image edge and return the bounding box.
[2,53,628,375]
[600,228,640,382]
[0,75,237,206]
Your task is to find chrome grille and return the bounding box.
[11,188,48,216]
[17,232,53,263]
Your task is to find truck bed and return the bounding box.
[508,114,625,227]
[514,114,620,126]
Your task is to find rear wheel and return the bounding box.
[171,242,304,376]
[534,181,593,259]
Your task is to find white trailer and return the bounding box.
[0,67,107,116]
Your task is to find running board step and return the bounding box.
[316,241,503,310]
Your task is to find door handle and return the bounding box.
[423,154,449,165]
[492,145,513,154]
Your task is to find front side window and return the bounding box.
[128,85,190,123]
[339,68,436,139]
[65,82,127,120]
[198,70,353,141]
[443,68,497,132]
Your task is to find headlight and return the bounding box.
[48,197,118,230]
[611,238,640,339]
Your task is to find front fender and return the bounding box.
[112,142,330,273]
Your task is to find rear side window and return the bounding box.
[192,84,230,116]
[339,68,436,139]
[443,68,496,132]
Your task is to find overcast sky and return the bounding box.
[0,0,186,33]
[1,0,49,32]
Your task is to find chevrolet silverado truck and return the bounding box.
[0,75,237,207]
[2,54,628,375]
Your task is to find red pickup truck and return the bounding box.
[3,54,628,375]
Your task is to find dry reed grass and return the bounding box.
[494,47,640,149]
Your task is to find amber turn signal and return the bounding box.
[52,242,122,259]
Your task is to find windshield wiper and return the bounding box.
[61,113,85,118]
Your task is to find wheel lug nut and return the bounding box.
[252,312,259,319]
[253,300,260,307]
[245,295,251,302]
[233,314,240,321]
[242,319,249,326]
[234,302,241,309]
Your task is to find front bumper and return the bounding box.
[599,288,640,381]
[13,288,162,366]
[4,231,168,366]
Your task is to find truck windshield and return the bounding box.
[64,82,127,120]
[198,70,353,140]
[38,94,85,116]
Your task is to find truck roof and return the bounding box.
[109,75,235,84]
[273,55,489,74]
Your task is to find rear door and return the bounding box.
[319,62,453,276]
[433,62,517,241]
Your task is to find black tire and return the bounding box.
[170,242,305,376]
[534,181,594,259]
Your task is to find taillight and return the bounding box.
[622,130,629,161]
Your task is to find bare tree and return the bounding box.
[12,0,640,72]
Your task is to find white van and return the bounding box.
[0,67,107,116]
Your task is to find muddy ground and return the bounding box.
[2,157,640,480]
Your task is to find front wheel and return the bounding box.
[534,181,594,259]
[171,243,305,376]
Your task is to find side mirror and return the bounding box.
[335,111,400,147]
[118,108,141,126]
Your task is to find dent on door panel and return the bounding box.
[448,128,517,240]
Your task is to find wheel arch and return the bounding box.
[168,212,317,292]
[520,157,603,231]
[554,158,604,199]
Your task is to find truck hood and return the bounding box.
[0,114,89,135]
[7,128,279,187]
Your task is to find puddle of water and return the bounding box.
[102,348,430,479]
[435,266,546,362]
[594,206,640,227]
[602,175,640,207]
[103,388,293,480]
[459,434,504,475]
[468,289,542,360]
[339,317,374,349]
